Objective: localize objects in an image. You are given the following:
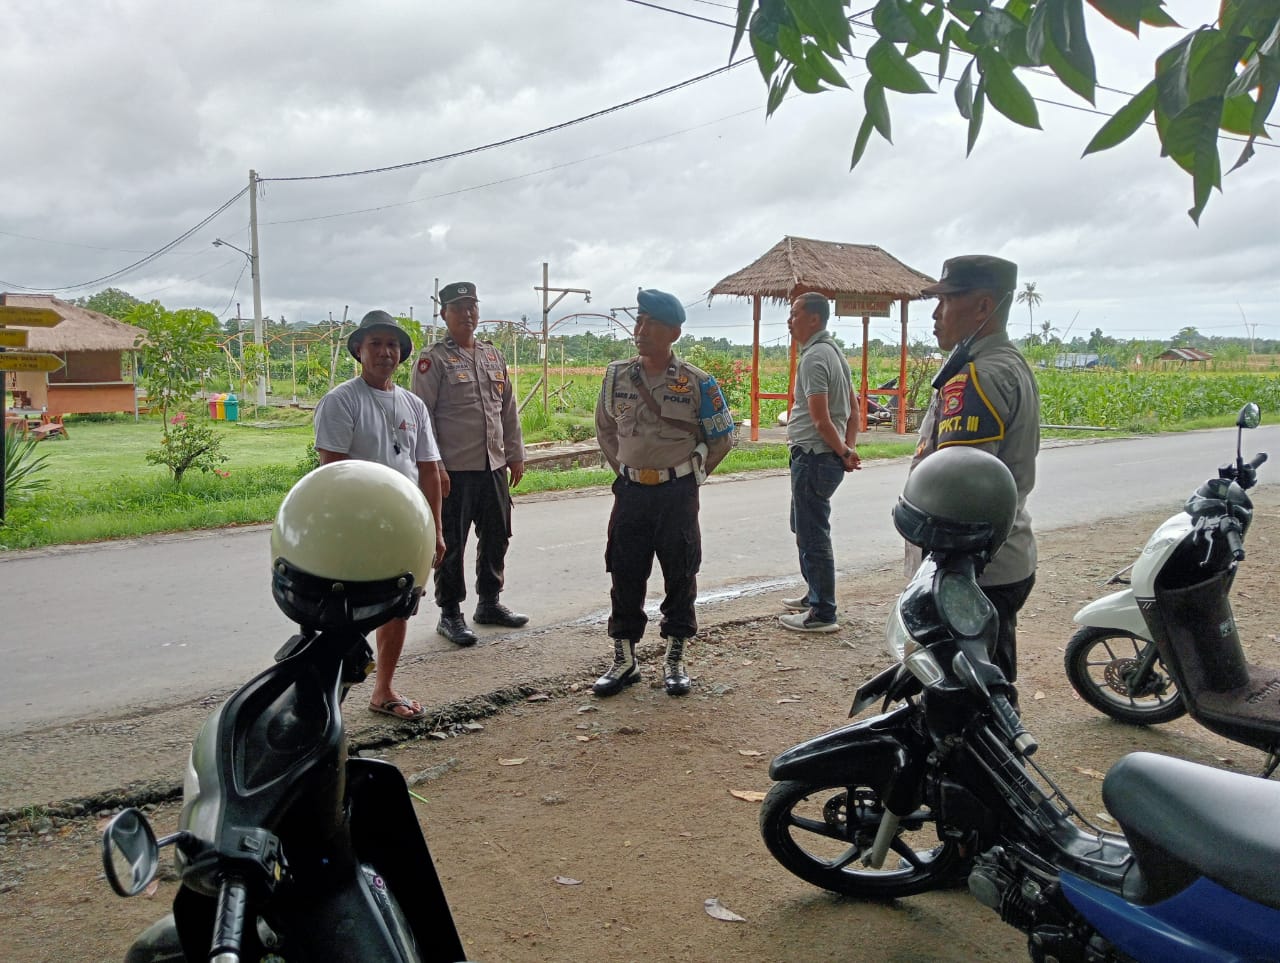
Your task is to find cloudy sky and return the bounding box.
[2,0,1276,350]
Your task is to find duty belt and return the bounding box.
[620,459,695,486]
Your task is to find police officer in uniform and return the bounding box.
[411,282,527,647]
[593,289,735,697]
[906,255,1040,684]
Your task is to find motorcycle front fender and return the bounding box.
[768,703,923,788]
[1074,588,1151,640]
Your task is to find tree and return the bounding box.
[125,302,221,430]
[74,287,141,320]
[1171,325,1204,346]
[1015,281,1042,338]
[732,1,1279,222]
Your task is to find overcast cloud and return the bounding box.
[2,0,1276,349]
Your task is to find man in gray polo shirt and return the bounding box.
[780,292,860,633]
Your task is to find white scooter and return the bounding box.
[1066,404,1278,772]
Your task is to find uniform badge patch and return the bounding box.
[418,359,431,374]
[667,375,692,394]
[935,364,1005,448]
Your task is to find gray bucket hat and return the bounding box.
[347,310,413,361]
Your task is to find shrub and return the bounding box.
[145,413,229,485]
[2,426,51,515]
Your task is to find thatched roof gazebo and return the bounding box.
[2,293,144,416]
[710,236,935,438]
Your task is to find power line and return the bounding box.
[0,186,249,293]
[262,59,753,184]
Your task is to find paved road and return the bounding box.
[2,425,1274,731]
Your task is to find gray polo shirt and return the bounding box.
[787,329,853,453]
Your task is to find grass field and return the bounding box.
[4,364,1272,551]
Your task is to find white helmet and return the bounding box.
[271,461,434,633]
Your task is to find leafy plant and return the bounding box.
[126,301,222,429]
[3,426,52,513]
[146,413,230,485]
[733,0,1279,222]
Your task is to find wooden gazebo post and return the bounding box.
[897,299,909,435]
[750,295,761,442]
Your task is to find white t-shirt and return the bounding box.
[314,377,441,482]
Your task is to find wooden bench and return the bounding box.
[31,414,68,440]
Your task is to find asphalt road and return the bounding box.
[2,425,1275,732]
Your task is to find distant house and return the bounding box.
[1054,353,1101,370]
[2,293,144,415]
[1157,347,1213,365]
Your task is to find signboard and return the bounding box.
[835,297,893,318]
[0,329,29,348]
[0,351,64,373]
[0,306,62,327]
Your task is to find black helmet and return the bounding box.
[894,447,1017,559]
[270,461,435,633]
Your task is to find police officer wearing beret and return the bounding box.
[907,255,1041,686]
[593,289,735,697]
[411,282,527,647]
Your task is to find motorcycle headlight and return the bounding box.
[885,605,946,688]
[936,571,995,638]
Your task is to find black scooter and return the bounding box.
[102,627,466,963]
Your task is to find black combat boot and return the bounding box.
[472,599,529,628]
[592,639,640,697]
[436,610,478,647]
[663,637,691,696]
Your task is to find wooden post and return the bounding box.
[860,315,871,432]
[750,295,761,442]
[897,299,910,435]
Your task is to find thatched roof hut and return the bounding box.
[710,237,935,437]
[1,294,143,351]
[2,293,144,416]
[710,236,934,302]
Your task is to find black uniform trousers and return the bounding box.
[981,572,1036,685]
[605,473,701,643]
[434,468,512,612]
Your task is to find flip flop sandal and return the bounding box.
[369,698,428,721]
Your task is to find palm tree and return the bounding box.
[1016,281,1042,338]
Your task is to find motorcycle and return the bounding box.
[1065,404,1279,776]
[760,446,1280,962]
[101,626,467,963]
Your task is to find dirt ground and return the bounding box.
[2,488,1278,963]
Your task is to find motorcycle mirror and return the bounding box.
[1237,402,1261,431]
[101,808,161,898]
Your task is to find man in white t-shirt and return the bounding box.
[314,310,445,722]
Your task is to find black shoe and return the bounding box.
[472,601,529,628]
[663,661,691,696]
[663,636,691,696]
[437,613,478,647]
[593,640,640,697]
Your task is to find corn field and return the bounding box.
[1037,372,1280,430]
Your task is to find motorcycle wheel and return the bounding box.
[759,778,965,898]
[1064,626,1185,725]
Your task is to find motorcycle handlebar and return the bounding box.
[210,878,247,963]
[992,694,1038,756]
[1223,518,1247,562]
[1249,452,1268,469]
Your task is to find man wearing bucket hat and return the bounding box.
[592,288,735,697]
[412,281,527,647]
[313,309,445,722]
[906,255,1041,687]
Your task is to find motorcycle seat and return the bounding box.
[1103,751,1280,909]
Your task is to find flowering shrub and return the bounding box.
[145,413,229,485]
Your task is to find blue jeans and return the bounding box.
[789,449,845,623]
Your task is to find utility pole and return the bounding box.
[534,262,589,413]
[248,169,266,406]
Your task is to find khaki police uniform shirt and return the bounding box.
[595,355,734,475]
[412,336,525,472]
[908,330,1040,586]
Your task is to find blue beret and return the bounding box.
[636,288,685,328]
